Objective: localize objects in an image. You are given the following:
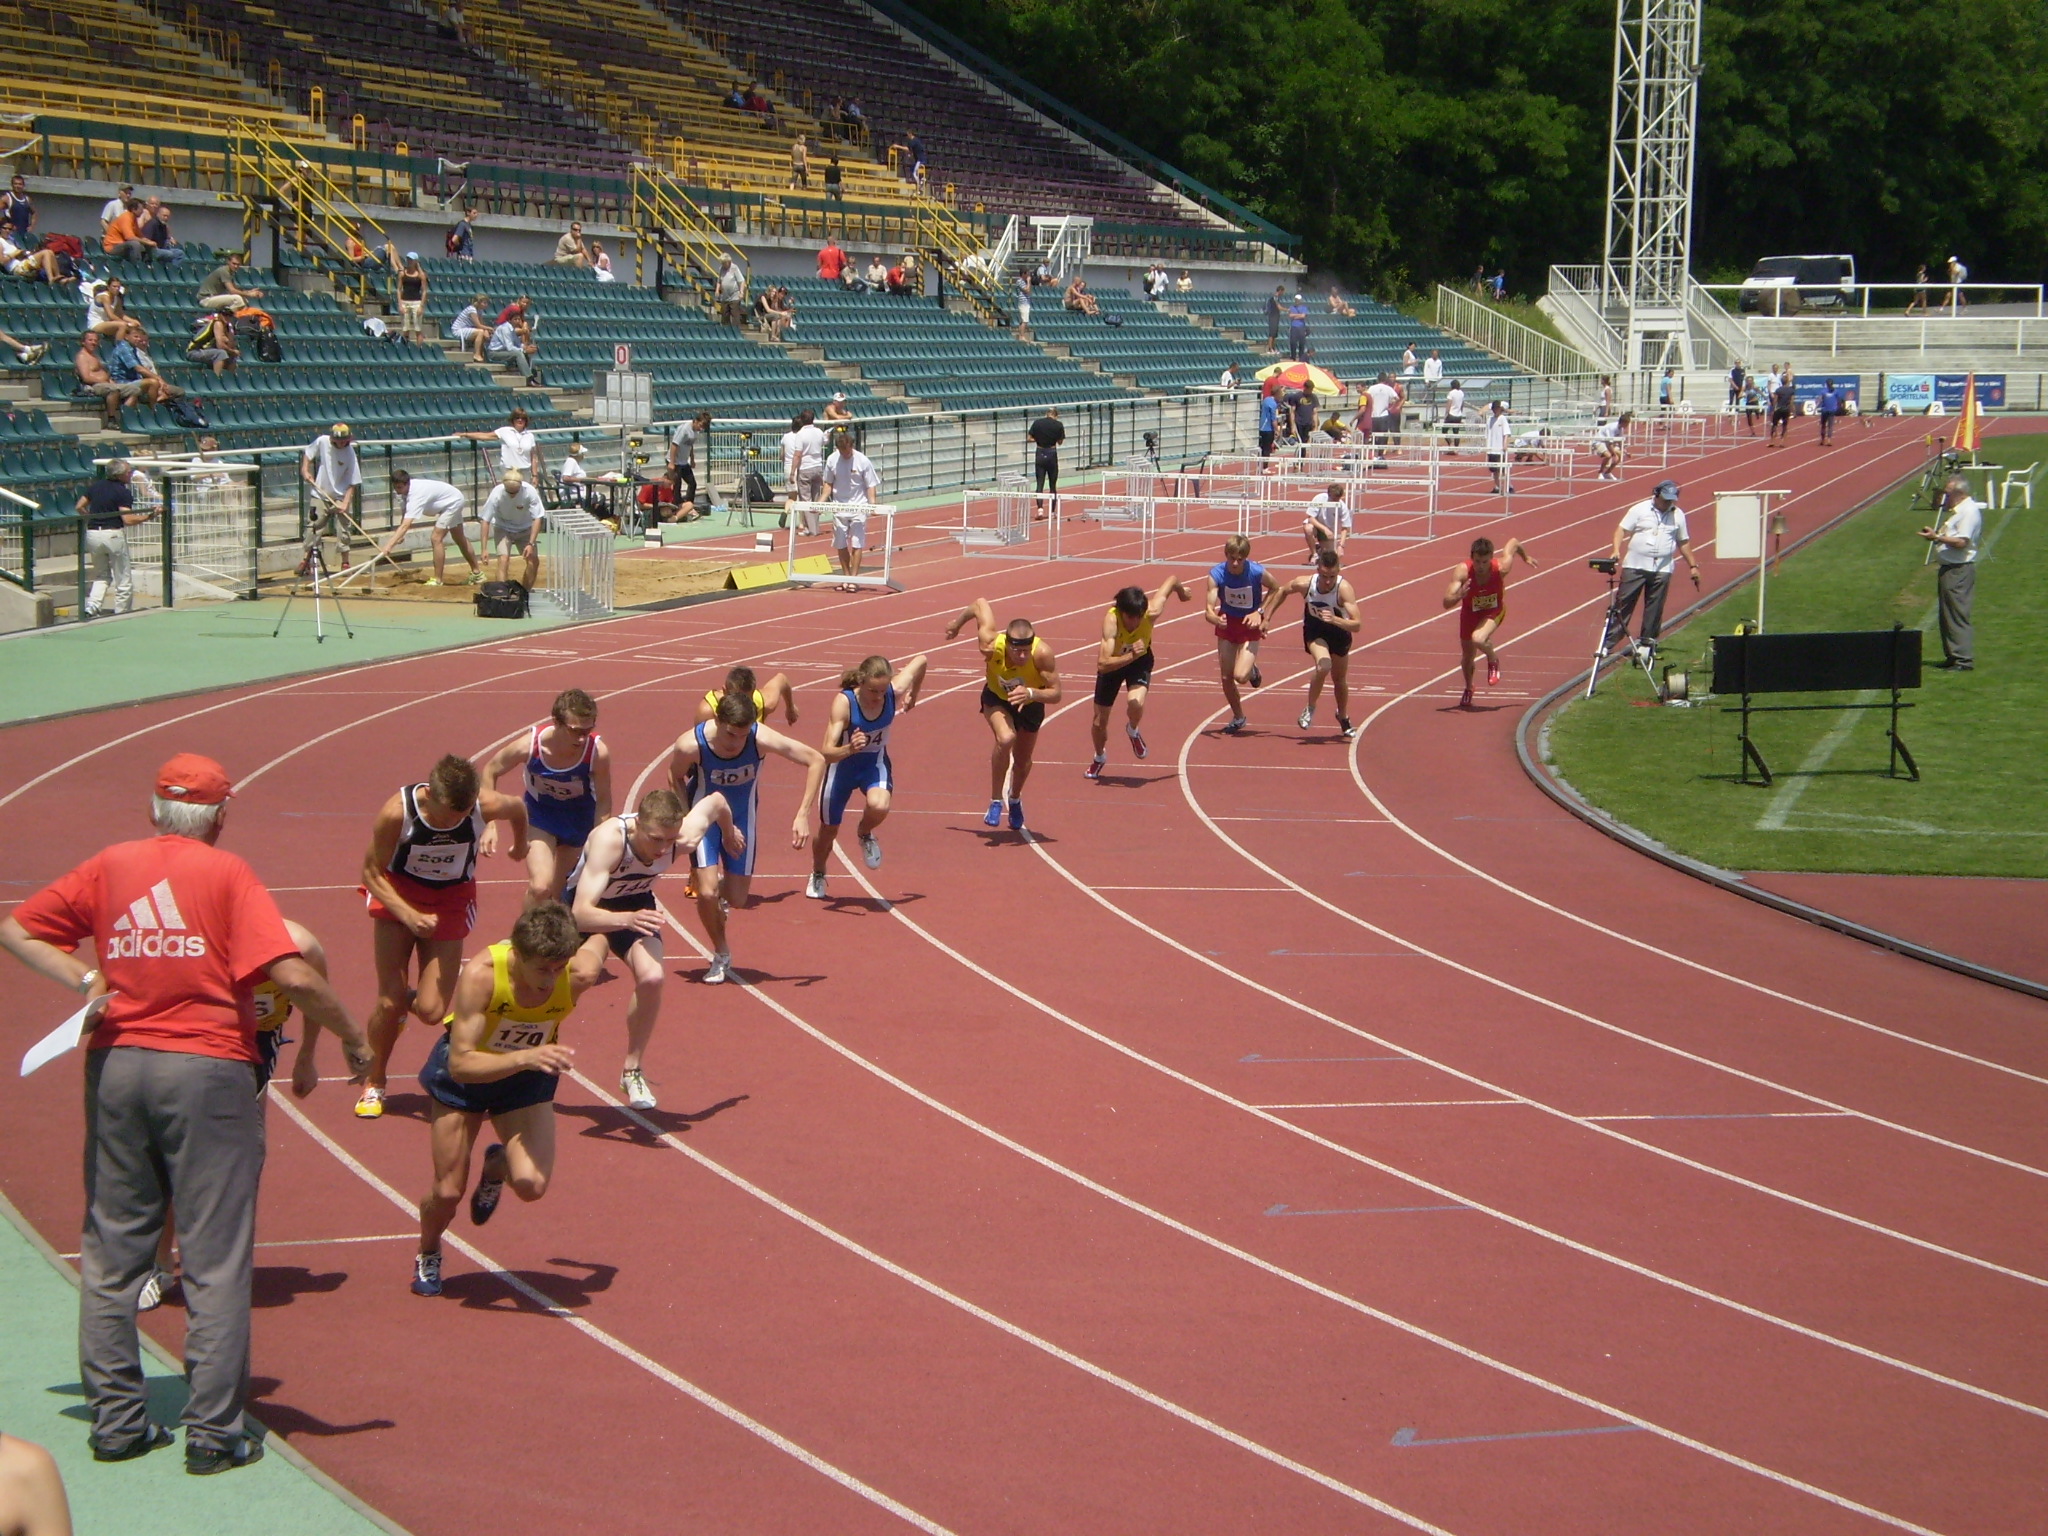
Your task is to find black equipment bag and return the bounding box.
[474,580,528,618]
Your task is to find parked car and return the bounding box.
[1738,254,1857,313]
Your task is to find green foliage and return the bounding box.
[907,0,2048,292]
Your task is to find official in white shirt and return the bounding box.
[1603,479,1699,659]
[1921,474,1982,669]
[371,469,481,587]
[300,423,361,521]
[823,431,882,589]
[480,469,546,590]
[1484,400,1513,493]
[463,408,543,480]
[780,410,830,535]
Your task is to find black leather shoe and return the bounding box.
[90,1421,173,1462]
[185,1434,265,1475]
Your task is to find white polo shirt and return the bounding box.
[1484,412,1510,456]
[402,477,467,528]
[1619,500,1691,574]
[1306,491,1350,533]
[481,482,545,533]
[492,424,536,471]
[824,448,880,508]
[1934,497,1982,565]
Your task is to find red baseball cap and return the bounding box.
[155,753,234,804]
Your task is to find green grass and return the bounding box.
[1544,434,2048,878]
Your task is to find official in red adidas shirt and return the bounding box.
[0,753,370,1474]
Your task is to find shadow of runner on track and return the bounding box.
[557,1094,749,1144]
[248,1377,396,1438]
[444,1257,617,1313]
[252,1265,348,1308]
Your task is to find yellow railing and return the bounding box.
[912,194,1005,323]
[630,164,743,302]
[229,119,397,303]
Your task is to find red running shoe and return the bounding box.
[1126,725,1148,759]
[1487,657,1501,686]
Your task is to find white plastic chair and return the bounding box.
[1998,461,2037,509]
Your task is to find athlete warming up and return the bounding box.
[411,901,593,1297]
[1443,534,1536,707]
[693,664,800,730]
[568,788,735,1109]
[666,693,824,984]
[1263,548,1363,738]
[356,754,528,1119]
[946,598,1062,831]
[808,653,928,897]
[479,688,612,905]
[1205,535,1269,734]
[1088,577,1190,777]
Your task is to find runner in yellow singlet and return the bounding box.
[692,664,799,729]
[1087,576,1190,779]
[409,902,595,1298]
[945,596,1062,832]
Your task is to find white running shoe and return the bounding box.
[410,1251,442,1297]
[704,951,732,984]
[806,872,828,899]
[620,1068,656,1111]
[860,831,883,869]
[1297,705,1314,730]
[136,1269,176,1313]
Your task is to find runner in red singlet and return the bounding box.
[1443,534,1536,708]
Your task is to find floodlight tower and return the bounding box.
[1601,0,1702,373]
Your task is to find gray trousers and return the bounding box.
[80,1047,265,1453]
[1937,561,1975,664]
[1605,567,1673,651]
[84,527,132,614]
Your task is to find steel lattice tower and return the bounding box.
[1601,0,1702,371]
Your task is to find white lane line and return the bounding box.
[1337,463,2048,1095]
[58,1233,417,1259]
[801,871,1962,1531]
[1095,886,1289,893]
[266,1089,962,1536]
[562,1071,1464,1536]
[1586,1112,1857,1122]
[1256,1101,1523,1110]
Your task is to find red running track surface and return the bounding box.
[2,418,2043,1536]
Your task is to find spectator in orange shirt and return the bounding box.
[101,200,156,262]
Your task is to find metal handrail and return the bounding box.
[1435,285,1595,379]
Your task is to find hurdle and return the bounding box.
[784,502,903,592]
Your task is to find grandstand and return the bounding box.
[416,259,901,424]
[1024,289,1267,394]
[1179,289,1510,384]
[779,276,1136,412]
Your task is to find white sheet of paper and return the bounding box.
[20,997,103,1077]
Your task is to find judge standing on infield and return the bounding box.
[1603,479,1700,660]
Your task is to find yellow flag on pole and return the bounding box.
[1954,371,1981,453]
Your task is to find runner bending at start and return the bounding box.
[411,901,594,1297]
[478,688,612,905]
[1262,547,1362,738]
[1204,534,1268,734]
[807,652,927,898]
[946,598,1061,830]
[694,664,800,730]
[1443,534,1536,707]
[568,787,735,1109]
[665,693,824,984]
[1088,576,1190,777]
[357,754,528,1119]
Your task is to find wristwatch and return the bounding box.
[77,968,101,994]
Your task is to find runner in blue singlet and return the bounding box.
[808,652,928,900]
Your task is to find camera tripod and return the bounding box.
[1583,557,1662,699]
[272,517,357,643]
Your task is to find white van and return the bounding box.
[1738,254,1857,313]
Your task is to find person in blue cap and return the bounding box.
[1602,479,1699,661]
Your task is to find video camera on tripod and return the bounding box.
[1588,556,1618,575]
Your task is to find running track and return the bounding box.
[3,417,2043,1536]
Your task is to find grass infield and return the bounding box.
[1543,432,2048,878]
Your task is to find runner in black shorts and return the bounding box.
[1088,576,1190,778]
[947,596,1062,831]
[1027,406,1064,520]
[1263,547,1363,738]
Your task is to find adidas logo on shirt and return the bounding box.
[106,879,209,959]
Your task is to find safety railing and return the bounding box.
[228,119,394,304]
[630,164,746,304]
[1435,285,1596,379]
[911,196,1008,323]
[1544,266,1627,369]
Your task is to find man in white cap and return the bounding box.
[822,391,854,424]
[0,753,368,1473]
[481,468,545,588]
[301,422,360,524]
[1603,479,1699,662]
[367,468,482,587]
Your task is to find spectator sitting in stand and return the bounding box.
[843,98,864,124]
[451,294,491,361]
[817,235,849,286]
[0,229,67,285]
[495,294,532,328]
[487,315,541,385]
[823,391,854,424]
[861,255,887,293]
[184,309,239,376]
[725,81,747,108]
[83,275,130,340]
[1326,286,1356,317]
[1063,276,1099,316]
[901,251,922,289]
[1175,269,1194,293]
[551,222,591,268]
[757,284,796,341]
[1033,261,1054,288]
[0,327,48,366]
[589,240,615,282]
[109,320,184,406]
[884,259,910,296]
[138,198,184,264]
[76,332,140,427]
[101,198,157,262]
[98,183,134,235]
[197,252,261,312]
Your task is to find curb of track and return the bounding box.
[1513,449,2048,1004]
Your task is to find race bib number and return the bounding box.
[485,1018,552,1053]
[1469,592,1499,612]
[404,842,466,881]
[1223,586,1255,610]
[532,775,585,802]
[250,986,285,1029]
[707,765,755,788]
